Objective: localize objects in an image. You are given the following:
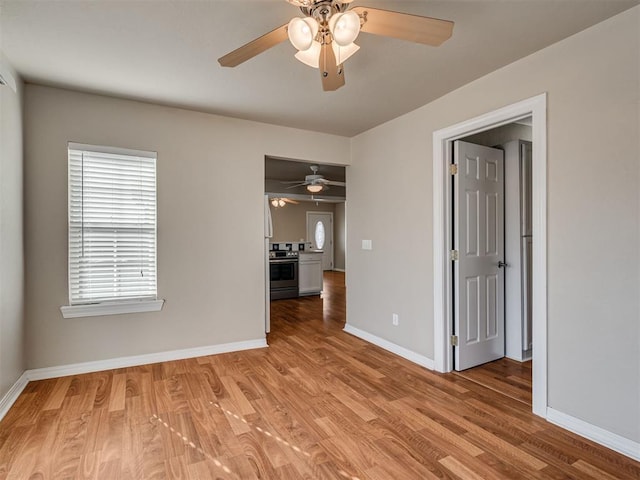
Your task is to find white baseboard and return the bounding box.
[0,338,267,422]
[547,407,640,462]
[343,323,435,370]
[333,268,346,272]
[6,336,638,463]
[344,325,639,462]
[0,372,29,420]
[26,338,268,381]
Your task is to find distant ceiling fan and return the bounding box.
[218,0,454,91]
[270,197,300,207]
[282,165,346,193]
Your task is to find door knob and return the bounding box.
[498,261,508,268]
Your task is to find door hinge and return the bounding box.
[450,335,459,346]
[450,249,459,261]
[449,164,458,175]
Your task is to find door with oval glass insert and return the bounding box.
[306,212,333,270]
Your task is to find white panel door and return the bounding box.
[306,212,333,270]
[454,141,505,371]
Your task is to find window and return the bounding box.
[61,143,163,318]
[314,220,325,250]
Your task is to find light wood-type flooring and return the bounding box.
[454,357,533,406]
[1,271,638,479]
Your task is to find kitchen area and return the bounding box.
[268,241,323,299]
[264,157,346,327]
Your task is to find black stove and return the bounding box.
[269,251,299,300]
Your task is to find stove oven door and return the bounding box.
[269,259,298,300]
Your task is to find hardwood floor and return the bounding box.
[1,271,638,479]
[453,358,533,406]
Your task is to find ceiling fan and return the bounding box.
[218,0,454,92]
[282,165,346,193]
[270,197,300,208]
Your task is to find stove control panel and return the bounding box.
[269,251,299,259]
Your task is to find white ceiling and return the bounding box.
[1,0,637,136]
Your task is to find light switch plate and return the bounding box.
[362,240,372,250]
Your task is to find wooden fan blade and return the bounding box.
[352,6,454,46]
[319,43,345,91]
[325,180,346,187]
[218,24,289,67]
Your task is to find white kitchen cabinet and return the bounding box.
[298,252,323,295]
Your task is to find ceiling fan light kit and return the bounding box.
[270,197,299,207]
[288,11,360,68]
[281,164,346,194]
[218,0,454,91]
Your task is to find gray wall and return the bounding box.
[24,85,350,369]
[270,201,335,243]
[334,202,346,270]
[0,56,25,397]
[347,7,639,443]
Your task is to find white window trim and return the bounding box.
[64,142,161,315]
[68,142,156,159]
[61,299,164,319]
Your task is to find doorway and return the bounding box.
[432,93,548,418]
[264,156,347,336]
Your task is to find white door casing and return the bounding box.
[307,212,334,270]
[264,195,272,334]
[432,93,547,418]
[453,141,505,370]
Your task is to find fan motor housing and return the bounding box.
[300,0,350,23]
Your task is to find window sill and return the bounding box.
[60,299,165,319]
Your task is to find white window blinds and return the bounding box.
[68,143,157,305]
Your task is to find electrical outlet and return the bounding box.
[392,313,399,326]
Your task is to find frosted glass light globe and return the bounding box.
[294,40,321,68]
[288,17,319,51]
[329,11,360,47]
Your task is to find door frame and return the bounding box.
[432,93,547,418]
[306,211,334,270]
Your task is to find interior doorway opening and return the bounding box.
[454,122,533,369]
[432,93,547,418]
[264,156,347,336]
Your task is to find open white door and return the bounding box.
[454,141,505,371]
[307,212,333,270]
